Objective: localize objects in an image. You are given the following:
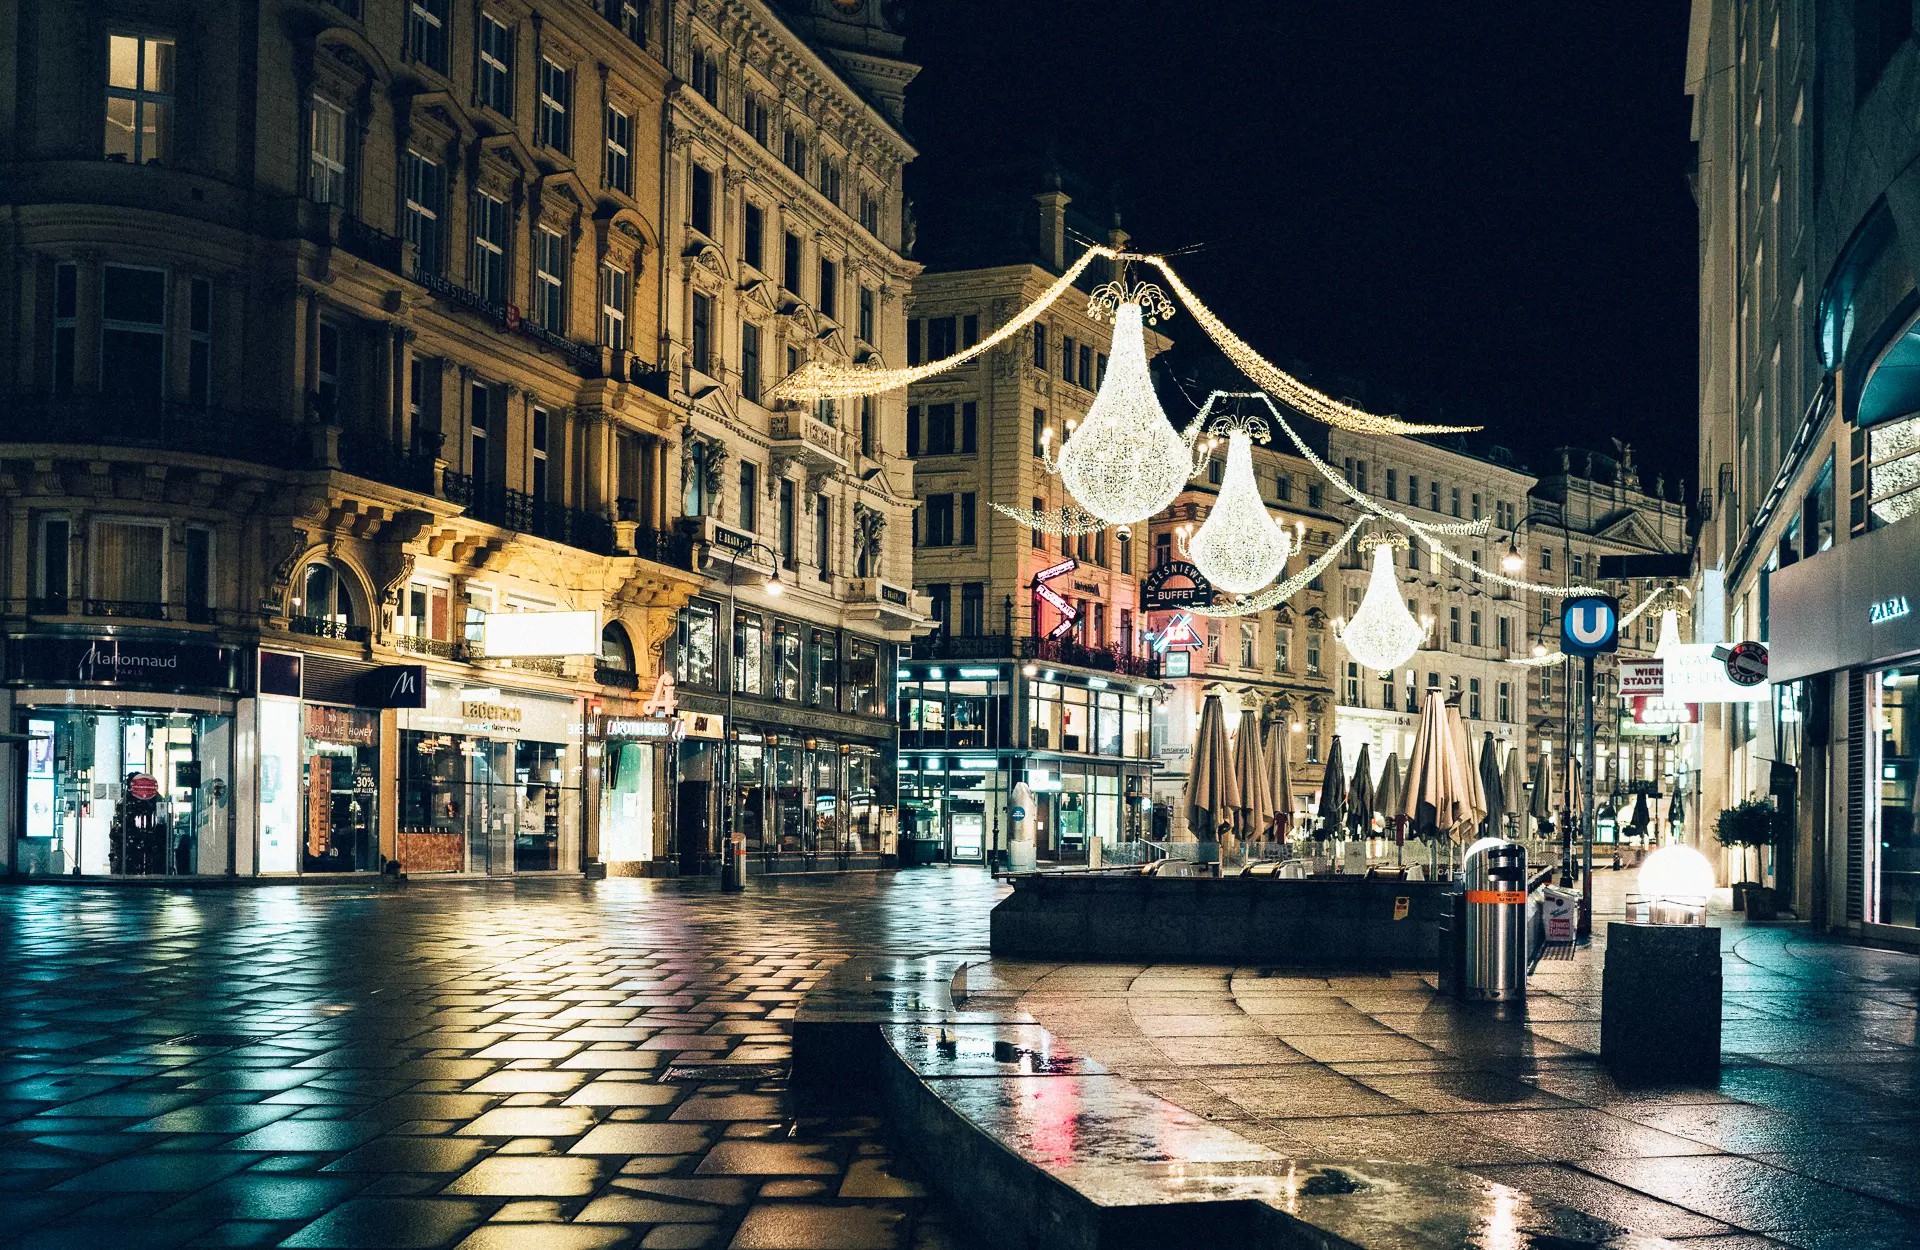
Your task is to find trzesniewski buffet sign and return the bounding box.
[1140,561,1214,611]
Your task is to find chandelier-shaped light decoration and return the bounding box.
[1046,282,1199,526]
[1335,538,1432,673]
[1179,407,1296,595]
[1654,605,1682,657]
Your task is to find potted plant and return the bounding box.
[1714,799,1780,914]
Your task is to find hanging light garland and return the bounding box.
[985,501,1113,537]
[1178,403,1297,594]
[766,245,1479,438]
[1508,583,1691,667]
[1047,283,1201,526]
[1334,536,1433,673]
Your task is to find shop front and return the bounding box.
[6,631,242,877]
[595,704,674,874]
[396,680,584,874]
[1771,515,1920,944]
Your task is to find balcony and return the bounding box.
[393,633,464,660]
[767,410,848,473]
[8,598,223,626]
[910,632,1163,678]
[339,426,439,494]
[288,615,371,643]
[443,475,616,555]
[409,266,602,375]
[840,577,932,634]
[3,394,306,468]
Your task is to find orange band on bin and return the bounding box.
[1466,889,1527,905]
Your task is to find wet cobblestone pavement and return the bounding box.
[997,874,1920,1250]
[0,870,1004,1250]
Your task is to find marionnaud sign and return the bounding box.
[1560,596,1619,657]
[1141,560,1214,611]
[6,634,240,692]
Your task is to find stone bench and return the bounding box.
[794,955,1680,1250]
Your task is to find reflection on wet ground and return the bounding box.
[0,869,1003,1249]
[998,874,1920,1248]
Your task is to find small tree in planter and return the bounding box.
[1714,799,1780,912]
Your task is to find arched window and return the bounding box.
[600,622,635,674]
[298,561,358,628]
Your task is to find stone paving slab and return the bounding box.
[0,871,1002,1250]
[1004,872,1920,1249]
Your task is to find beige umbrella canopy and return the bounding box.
[1229,713,1273,850]
[1263,722,1296,838]
[1185,693,1238,844]
[1402,693,1487,844]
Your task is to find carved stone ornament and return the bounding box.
[854,504,886,568]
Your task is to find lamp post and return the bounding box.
[1507,508,1576,885]
[716,538,785,893]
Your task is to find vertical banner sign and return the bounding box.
[1033,558,1079,640]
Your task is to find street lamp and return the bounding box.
[715,539,785,892]
[1510,506,1581,897]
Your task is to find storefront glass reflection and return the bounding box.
[1875,667,1918,928]
[15,706,233,876]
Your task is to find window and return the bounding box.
[739,460,758,531]
[53,263,77,395]
[733,610,764,695]
[771,620,801,700]
[1344,661,1361,706]
[1274,471,1291,502]
[309,98,349,205]
[105,34,173,164]
[1450,486,1462,517]
[782,127,807,176]
[600,263,629,351]
[470,192,508,303]
[962,314,980,348]
[1429,480,1441,512]
[537,58,571,151]
[405,151,447,276]
[960,493,977,545]
[1306,629,1322,674]
[807,627,836,708]
[408,0,449,72]
[740,321,762,402]
[860,192,880,236]
[924,494,955,546]
[818,258,837,320]
[675,602,717,688]
[1471,492,1482,520]
[1061,334,1077,381]
[1449,606,1462,643]
[296,559,357,628]
[926,316,956,358]
[608,0,645,44]
[1032,407,1047,456]
[180,532,218,617]
[905,404,919,457]
[1032,323,1048,369]
[1306,716,1322,764]
[1468,677,1482,720]
[187,277,212,405]
[37,517,70,606]
[1275,625,1291,671]
[925,403,954,455]
[961,402,977,453]
[1385,468,1397,501]
[530,407,550,505]
[1242,623,1258,668]
[478,16,513,114]
[858,287,875,344]
[1031,497,1045,548]
[1470,610,1482,647]
[690,45,720,105]
[815,494,831,581]
[1079,343,1093,387]
[604,106,632,194]
[743,203,764,271]
[818,154,842,204]
[1308,483,1323,510]
[906,319,921,365]
[469,381,494,482]
[1497,681,1512,723]
[778,479,796,568]
[690,291,712,374]
[961,583,985,635]
[1497,616,1511,655]
[101,265,167,410]
[690,164,714,236]
[743,93,770,146]
[1541,547,1553,571]
[533,226,566,330]
[860,396,874,457]
[783,232,803,293]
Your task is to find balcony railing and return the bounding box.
[4,394,305,467]
[339,426,439,494]
[288,615,371,643]
[335,213,403,273]
[409,265,603,374]
[910,632,1161,677]
[8,598,222,626]
[767,410,848,470]
[443,475,617,555]
[631,525,697,571]
[393,633,463,660]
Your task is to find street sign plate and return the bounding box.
[1618,658,1665,697]
[1561,595,1620,657]
[1722,640,1768,686]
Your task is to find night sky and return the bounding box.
[902,1,1699,489]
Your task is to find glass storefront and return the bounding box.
[301,705,379,872]
[599,737,660,865]
[1872,667,1918,928]
[397,682,582,873]
[17,704,233,876]
[679,730,890,870]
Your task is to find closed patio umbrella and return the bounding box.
[1263,723,1296,839]
[1529,749,1553,835]
[1185,693,1238,845]
[1403,693,1487,845]
[1347,742,1375,839]
[1376,753,1404,847]
[1624,791,1654,840]
[1229,712,1273,852]
[1316,736,1347,842]
[1503,744,1528,840]
[1478,732,1507,841]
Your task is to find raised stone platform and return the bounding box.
[990,873,1449,967]
[795,955,1680,1250]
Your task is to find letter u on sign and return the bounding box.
[1560,596,1619,656]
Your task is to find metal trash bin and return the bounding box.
[1462,838,1528,1001]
